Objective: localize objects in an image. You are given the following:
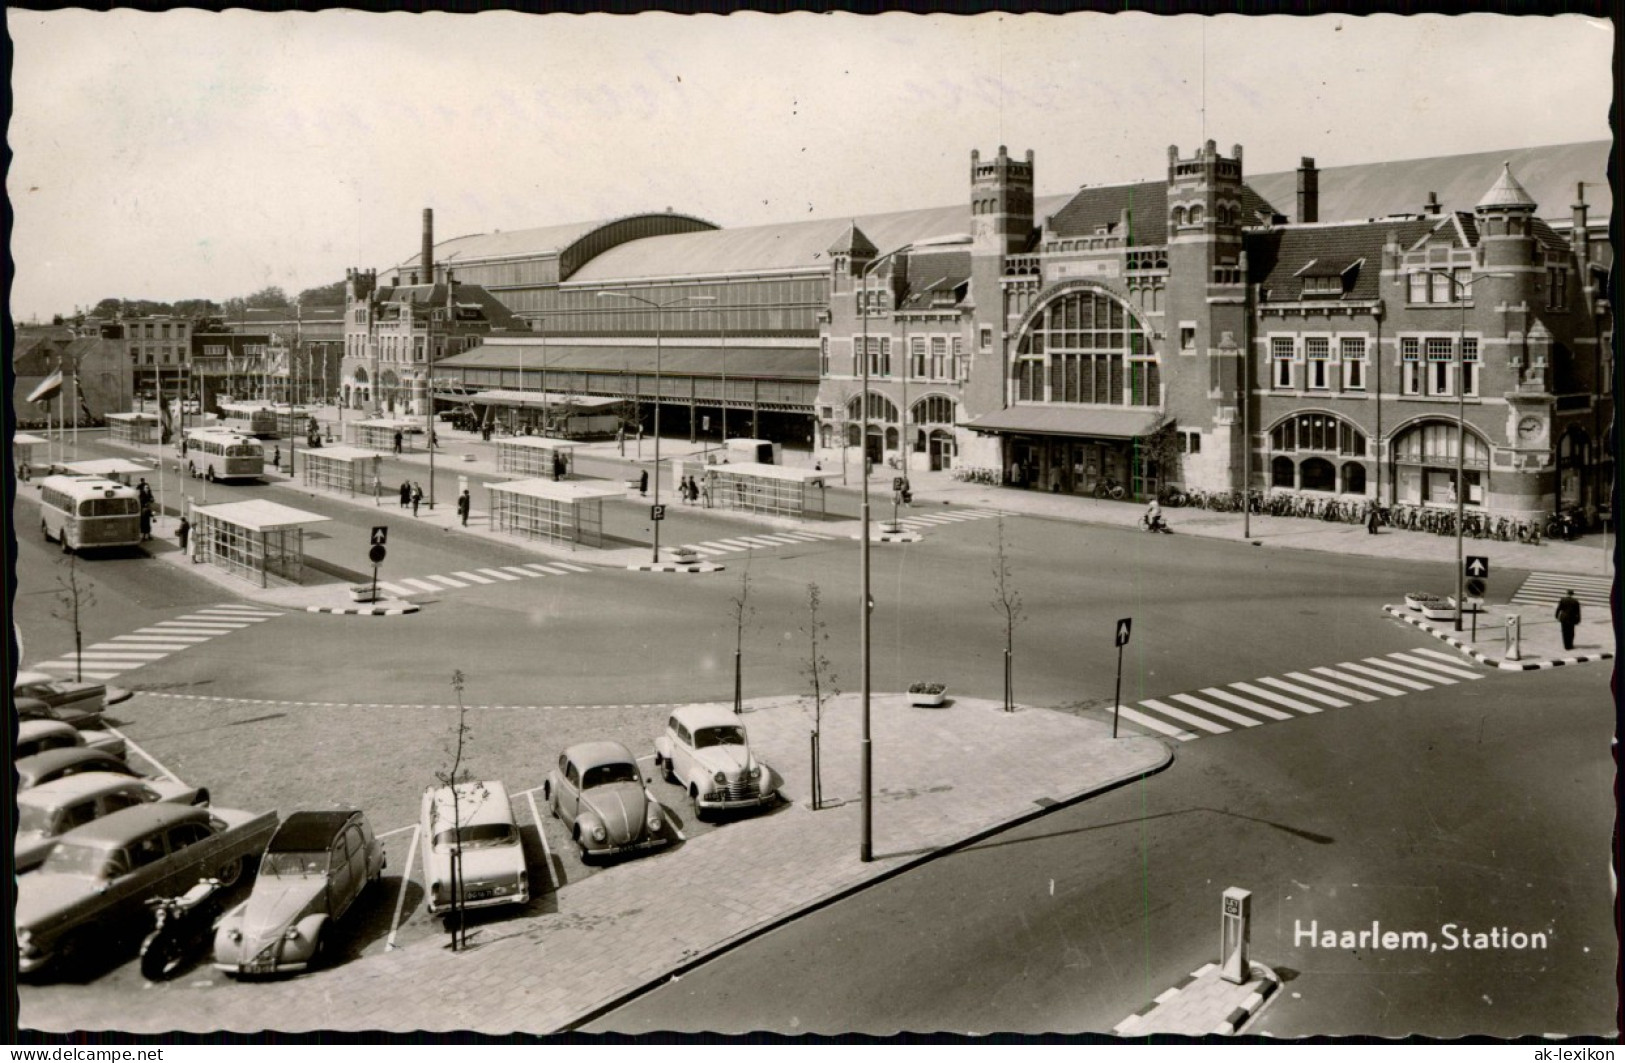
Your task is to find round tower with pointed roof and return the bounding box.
[1474,161,1538,272]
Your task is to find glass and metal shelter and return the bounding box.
[486,478,625,549]
[347,418,422,452]
[704,462,829,520]
[188,499,330,587]
[105,412,161,445]
[302,445,385,498]
[472,390,622,438]
[270,405,315,440]
[496,437,582,478]
[14,433,48,475]
[62,458,152,487]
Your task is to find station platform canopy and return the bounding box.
[191,499,331,533]
[471,390,623,410]
[304,445,381,463]
[63,459,152,479]
[488,478,626,503]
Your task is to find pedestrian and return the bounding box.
[139,504,153,542]
[272,445,281,469]
[429,429,438,450]
[1555,589,1582,651]
[639,470,649,497]
[18,461,30,482]
[393,430,403,454]
[617,426,626,456]
[481,423,492,442]
[457,489,470,527]
[177,515,190,553]
[411,482,423,517]
[179,436,188,458]
[400,480,411,508]
[552,453,564,482]
[1367,504,1381,535]
[814,460,822,472]
[137,479,153,508]
[700,478,710,508]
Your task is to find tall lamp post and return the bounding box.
[1423,268,1512,631]
[856,233,970,863]
[597,291,713,562]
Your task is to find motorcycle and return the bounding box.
[140,877,226,981]
[1140,513,1173,534]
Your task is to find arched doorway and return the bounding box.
[928,429,956,471]
[1557,427,1589,512]
[1300,457,1336,492]
[910,394,957,471]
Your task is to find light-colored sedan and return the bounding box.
[653,704,780,820]
[419,781,529,917]
[544,741,668,862]
[214,809,385,975]
[16,718,126,761]
[15,669,131,721]
[15,771,210,873]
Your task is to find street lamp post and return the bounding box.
[1423,268,1512,631]
[598,292,713,563]
[855,233,970,863]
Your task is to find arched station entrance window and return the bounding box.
[1390,420,1490,507]
[1268,412,1371,494]
[910,395,958,471]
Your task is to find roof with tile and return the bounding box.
[1248,218,1436,302]
[900,250,972,309]
[1045,180,1281,246]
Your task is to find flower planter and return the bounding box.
[1404,593,1439,612]
[908,685,947,708]
[1421,603,1456,621]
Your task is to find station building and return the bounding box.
[353,139,1611,522]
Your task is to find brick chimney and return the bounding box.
[1296,157,1318,224]
[1424,191,1441,215]
[422,208,435,286]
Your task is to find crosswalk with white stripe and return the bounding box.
[1117,647,1488,742]
[890,507,1003,531]
[672,509,1003,558]
[375,561,593,598]
[32,604,284,682]
[1509,572,1611,610]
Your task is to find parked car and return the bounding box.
[16,747,145,791]
[16,718,127,761]
[544,742,668,862]
[15,669,131,720]
[419,780,529,917]
[214,809,385,975]
[15,695,101,732]
[15,771,210,873]
[16,803,279,977]
[653,704,780,820]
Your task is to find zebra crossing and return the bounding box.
[374,560,594,598]
[1509,572,1611,610]
[31,603,285,682]
[890,507,1003,531]
[672,528,841,558]
[1116,647,1488,742]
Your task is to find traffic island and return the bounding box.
[626,561,726,573]
[305,600,420,616]
[1382,604,1614,671]
[1113,961,1281,1037]
[852,524,923,543]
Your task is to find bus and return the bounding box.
[183,429,265,482]
[38,476,143,554]
[218,403,279,438]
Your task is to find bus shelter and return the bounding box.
[496,437,581,479]
[63,458,152,487]
[347,419,422,453]
[14,433,48,478]
[106,412,160,445]
[189,499,330,587]
[270,405,315,440]
[302,446,384,498]
[487,479,624,549]
[705,462,829,520]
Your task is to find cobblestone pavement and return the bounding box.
[20,694,1168,1035]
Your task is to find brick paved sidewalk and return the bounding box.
[21,695,1169,1035]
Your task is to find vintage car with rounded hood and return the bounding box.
[16,803,277,978]
[653,704,781,818]
[214,810,385,975]
[545,741,668,861]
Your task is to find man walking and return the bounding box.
[1555,590,1582,651]
[639,470,649,497]
[400,480,411,508]
[177,515,191,554]
[411,482,423,517]
[457,489,471,527]
[393,430,403,454]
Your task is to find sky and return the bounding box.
[6,10,1614,324]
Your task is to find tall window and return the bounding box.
[910,337,926,380]
[950,336,964,381]
[1425,337,1454,396]
[1012,288,1158,407]
[1401,338,1422,395]
[930,337,946,380]
[1271,337,1295,389]
[1341,336,1367,391]
[1306,337,1330,390]
[1462,336,1479,397]
[820,338,830,376]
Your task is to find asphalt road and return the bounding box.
[586,664,1616,1038]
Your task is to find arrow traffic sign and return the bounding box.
[371,526,389,546]
[1465,555,1489,577]
[1115,618,1132,648]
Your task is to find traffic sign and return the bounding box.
[1115,617,1132,648]
[650,504,666,521]
[892,477,905,492]
[1465,577,1486,598]
[371,526,388,546]
[369,544,387,565]
[1465,555,1489,577]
